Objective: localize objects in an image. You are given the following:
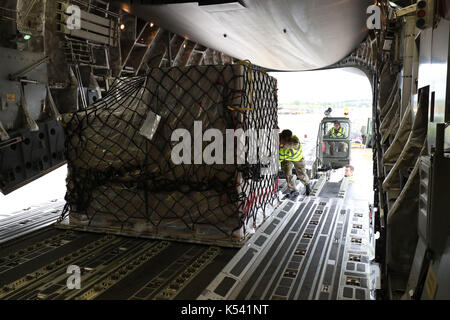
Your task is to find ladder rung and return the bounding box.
[91,65,110,69]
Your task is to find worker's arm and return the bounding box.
[327,129,333,137]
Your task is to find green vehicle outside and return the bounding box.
[312,116,351,178]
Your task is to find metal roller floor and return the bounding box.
[199,177,378,300]
[0,211,237,300]
[0,176,377,300]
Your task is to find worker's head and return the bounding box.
[344,165,354,177]
[280,129,293,145]
[333,121,341,130]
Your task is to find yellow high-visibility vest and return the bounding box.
[330,127,346,138]
[279,135,303,162]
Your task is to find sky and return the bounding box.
[270,67,373,104]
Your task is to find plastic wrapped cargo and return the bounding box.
[59,64,279,247]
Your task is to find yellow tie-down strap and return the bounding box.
[226,59,265,112]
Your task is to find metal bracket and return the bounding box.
[395,4,417,18]
[46,86,62,121]
[0,120,10,141]
[19,83,39,132]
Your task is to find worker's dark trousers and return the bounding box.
[329,141,348,154]
[281,158,310,192]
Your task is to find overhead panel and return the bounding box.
[120,0,372,71]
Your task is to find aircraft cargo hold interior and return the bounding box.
[0,0,449,307]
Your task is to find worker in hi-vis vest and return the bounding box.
[279,129,311,197]
[328,120,346,138]
[327,120,348,154]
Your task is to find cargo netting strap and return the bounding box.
[60,64,279,237]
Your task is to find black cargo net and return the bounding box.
[61,64,279,240]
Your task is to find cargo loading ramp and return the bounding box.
[199,176,379,300]
[0,199,64,245]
